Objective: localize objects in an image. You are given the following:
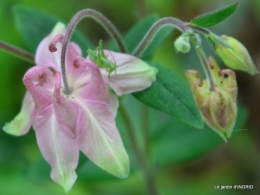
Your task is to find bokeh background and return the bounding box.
[0,0,260,195]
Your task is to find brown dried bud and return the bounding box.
[186,57,237,142]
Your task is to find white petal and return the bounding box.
[109,93,119,118]
[3,91,35,136]
[76,98,129,178]
[33,105,79,192]
[101,50,158,95]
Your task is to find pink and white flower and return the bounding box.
[3,22,157,192]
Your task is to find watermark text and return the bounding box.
[214,185,254,190]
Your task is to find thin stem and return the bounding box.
[119,104,158,195]
[136,0,147,18]
[188,24,211,35]
[133,17,189,57]
[142,104,150,157]
[191,37,214,89]
[61,9,127,95]
[0,41,34,63]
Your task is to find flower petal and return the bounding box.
[75,60,109,103]
[100,50,158,95]
[76,98,129,178]
[33,105,79,192]
[53,72,79,135]
[65,44,84,85]
[35,22,66,70]
[108,93,119,118]
[35,22,83,75]
[23,66,54,111]
[3,91,35,136]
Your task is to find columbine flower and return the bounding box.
[3,22,157,192]
[185,56,237,142]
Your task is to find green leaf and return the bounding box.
[133,62,204,129]
[152,105,248,165]
[190,2,239,28]
[13,6,93,54]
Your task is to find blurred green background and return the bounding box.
[0,0,260,195]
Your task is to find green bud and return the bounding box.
[174,35,191,53]
[185,57,237,142]
[215,35,258,75]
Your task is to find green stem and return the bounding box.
[188,24,211,35]
[142,104,150,157]
[132,17,189,57]
[119,104,158,195]
[191,37,214,89]
[0,41,34,63]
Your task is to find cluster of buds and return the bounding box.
[186,57,237,141]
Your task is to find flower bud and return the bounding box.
[215,35,258,75]
[185,57,237,142]
[174,35,191,53]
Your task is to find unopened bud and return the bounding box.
[215,35,258,75]
[174,35,191,53]
[185,57,237,142]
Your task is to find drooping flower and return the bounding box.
[3,22,157,192]
[185,56,237,142]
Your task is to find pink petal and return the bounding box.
[65,44,84,85]
[100,50,158,96]
[35,22,83,76]
[23,66,54,112]
[35,23,66,70]
[76,97,129,178]
[3,91,35,136]
[33,105,79,192]
[75,60,109,103]
[53,72,79,135]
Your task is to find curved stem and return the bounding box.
[188,24,211,35]
[0,41,34,63]
[191,37,214,89]
[133,17,189,57]
[61,9,127,95]
[119,104,158,195]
